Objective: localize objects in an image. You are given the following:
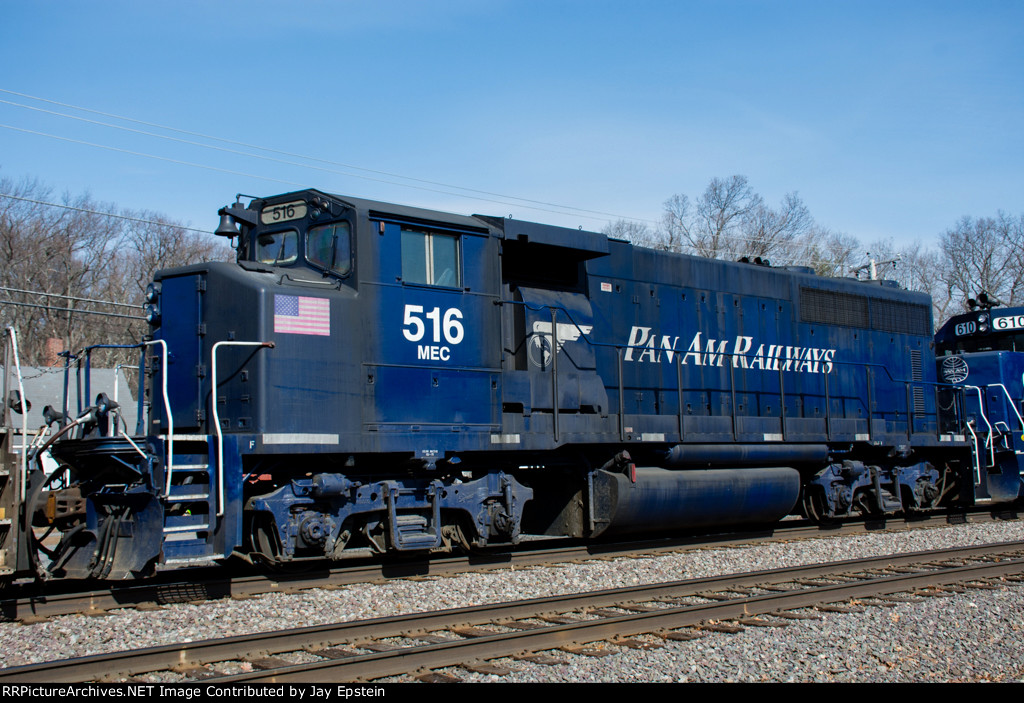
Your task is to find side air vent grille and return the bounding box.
[800,287,932,337]
[800,288,869,328]
[872,299,932,336]
[910,349,926,415]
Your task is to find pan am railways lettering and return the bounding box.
[624,327,836,374]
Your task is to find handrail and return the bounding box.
[211,340,273,517]
[56,341,171,490]
[140,340,173,492]
[964,421,983,485]
[963,385,995,467]
[499,298,950,442]
[78,343,149,438]
[549,308,559,441]
[4,327,28,501]
[987,383,1024,433]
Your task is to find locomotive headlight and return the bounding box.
[145,303,161,326]
[145,282,161,303]
[978,313,989,323]
[979,323,989,332]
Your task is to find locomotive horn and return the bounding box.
[977,291,1005,309]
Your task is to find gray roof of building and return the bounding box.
[2,366,139,432]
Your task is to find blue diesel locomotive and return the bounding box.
[0,189,1015,582]
[934,299,1024,504]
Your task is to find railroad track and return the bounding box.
[3,540,1023,683]
[2,509,1012,623]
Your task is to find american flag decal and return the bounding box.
[274,295,330,336]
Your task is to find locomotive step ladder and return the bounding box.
[386,481,443,551]
[160,340,273,565]
[161,441,221,566]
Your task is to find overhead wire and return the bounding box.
[0,192,213,235]
[1,121,646,225]
[0,91,656,225]
[0,300,145,320]
[0,89,857,268]
[0,88,655,224]
[0,286,143,309]
[0,123,307,190]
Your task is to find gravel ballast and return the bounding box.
[1,520,1023,682]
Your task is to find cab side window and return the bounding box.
[307,222,352,276]
[401,228,461,287]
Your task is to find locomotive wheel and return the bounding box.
[249,515,284,565]
[801,488,828,522]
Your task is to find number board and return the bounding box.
[993,314,1024,331]
[260,200,308,225]
[954,320,977,336]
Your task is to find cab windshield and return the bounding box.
[255,230,298,265]
[306,222,352,276]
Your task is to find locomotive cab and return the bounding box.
[226,191,356,282]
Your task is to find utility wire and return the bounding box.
[1,187,841,271]
[0,192,213,235]
[0,123,307,189]
[0,286,143,309]
[0,89,656,224]
[0,300,145,320]
[0,90,860,267]
[0,122,632,224]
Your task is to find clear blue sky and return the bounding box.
[1,0,1021,249]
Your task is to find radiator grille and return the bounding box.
[910,349,926,415]
[800,287,932,337]
[872,299,932,336]
[800,288,869,328]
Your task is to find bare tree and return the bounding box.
[601,219,657,248]
[663,176,763,258]
[803,227,861,277]
[119,210,232,302]
[0,175,233,366]
[939,212,1024,312]
[0,178,127,363]
[899,244,953,324]
[736,191,813,265]
[648,175,825,267]
[656,193,694,253]
[696,176,762,258]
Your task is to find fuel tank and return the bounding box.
[591,466,801,536]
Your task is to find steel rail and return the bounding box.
[233,557,1024,684]
[2,541,1022,683]
[1,510,1014,622]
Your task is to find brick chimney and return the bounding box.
[45,337,64,367]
